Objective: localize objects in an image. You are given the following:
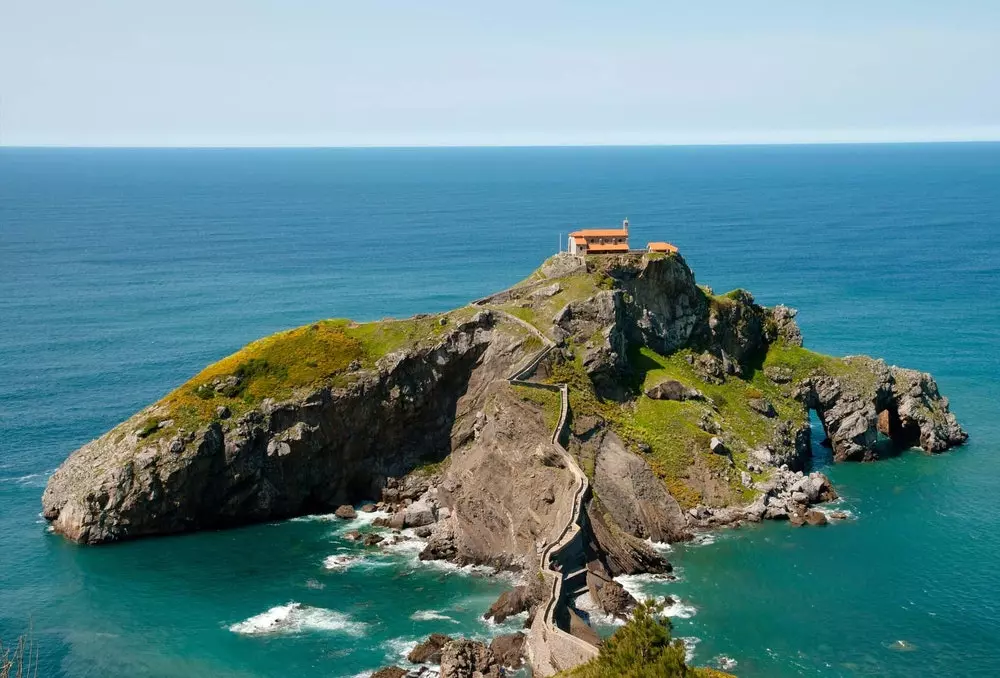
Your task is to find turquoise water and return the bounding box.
[2,145,998,677]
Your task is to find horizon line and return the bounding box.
[3,138,1000,150]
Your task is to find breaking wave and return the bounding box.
[228,602,365,636]
[411,609,459,623]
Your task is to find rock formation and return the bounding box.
[41,250,968,676]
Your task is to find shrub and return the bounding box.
[561,599,693,677]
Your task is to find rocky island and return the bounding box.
[42,251,967,677]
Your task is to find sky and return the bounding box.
[1,0,999,147]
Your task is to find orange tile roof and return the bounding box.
[586,243,631,253]
[647,242,678,253]
[572,235,587,244]
[569,229,629,237]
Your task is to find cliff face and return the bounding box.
[42,311,522,543]
[43,252,967,549]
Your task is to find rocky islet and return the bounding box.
[41,251,967,676]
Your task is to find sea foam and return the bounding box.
[411,609,459,623]
[228,602,365,636]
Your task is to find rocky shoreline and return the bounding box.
[41,251,967,677]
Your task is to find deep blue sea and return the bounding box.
[1,145,998,677]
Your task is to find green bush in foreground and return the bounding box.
[561,600,731,678]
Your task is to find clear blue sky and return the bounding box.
[2,0,999,146]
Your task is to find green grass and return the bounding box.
[147,308,480,439]
[492,271,606,339]
[411,457,451,477]
[512,384,562,431]
[763,341,881,397]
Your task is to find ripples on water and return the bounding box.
[1,145,999,676]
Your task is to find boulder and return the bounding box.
[529,283,562,299]
[408,633,453,664]
[371,668,407,678]
[644,379,704,402]
[334,505,357,520]
[764,365,794,384]
[362,533,385,547]
[590,575,636,620]
[439,639,500,678]
[483,581,543,624]
[343,530,362,541]
[403,501,436,528]
[710,436,729,456]
[748,397,777,418]
[804,509,828,526]
[489,632,526,669]
[359,503,377,513]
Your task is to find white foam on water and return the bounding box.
[572,592,624,628]
[814,501,856,520]
[662,597,697,619]
[290,508,389,525]
[715,655,738,671]
[614,574,696,619]
[479,610,529,636]
[382,636,420,664]
[1,472,51,487]
[688,532,718,547]
[289,513,339,523]
[323,554,365,570]
[615,572,670,600]
[351,510,390,528]
[228,602,365,636]
[381,535,428,557]
[645,538,674,555]
[680,636,700,663]
[411,609,460,624]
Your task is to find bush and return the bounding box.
[562,599,693,677]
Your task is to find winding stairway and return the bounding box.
[497,310,600,675]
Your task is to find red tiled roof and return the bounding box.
[569,229,629,238]
[586,243,630,253]
[647,241,678,253]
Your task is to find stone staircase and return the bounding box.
[495,310,600,675]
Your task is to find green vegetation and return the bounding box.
[546,335,873,508]
[411,457,451,477]
[146,308,479,439]
[557,600,733,678]
[545,352,744,507]
[764,342,880,397]
[491,272,608,339]
[512,383,562,431]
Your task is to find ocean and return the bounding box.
[1,144,998,677]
